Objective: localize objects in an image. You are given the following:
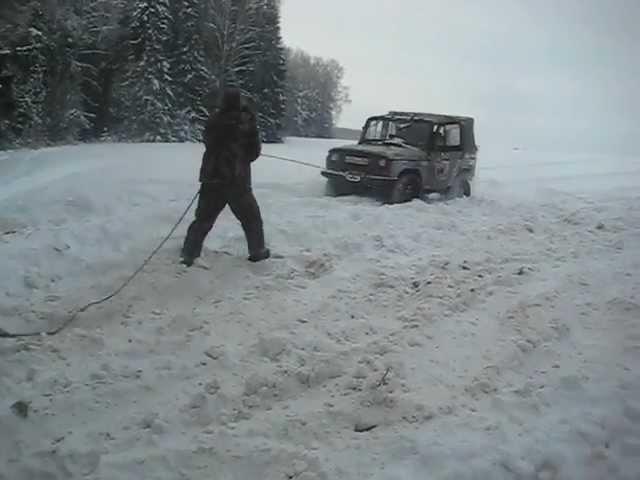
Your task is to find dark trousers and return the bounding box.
[182,182,265,259]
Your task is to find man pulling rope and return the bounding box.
[180,87,271,267]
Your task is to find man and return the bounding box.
[180,87,270,266]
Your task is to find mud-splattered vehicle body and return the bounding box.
[321,111,478,203]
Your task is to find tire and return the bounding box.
[445,175,471,200]
[325,178,353,197]
[388,173,422,204]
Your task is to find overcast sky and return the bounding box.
[281,0,639,153]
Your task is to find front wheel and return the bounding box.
[388,173,422,204]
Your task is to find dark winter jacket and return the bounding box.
[199,104,261,189]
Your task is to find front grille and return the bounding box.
[345,155,369,166]
[344,163,370,174]
[328,152,389,176]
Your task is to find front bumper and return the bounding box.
[321,169,398,187]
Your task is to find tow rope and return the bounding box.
[0,190,200,339]
[0,153,323,339]
[261,153,322,170]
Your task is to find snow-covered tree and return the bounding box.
[0,0,346,148]
[76,0,130,140]
[41,4,93,143]
[169,0,214,141]
[116,0,178,142]
[284,48,350,138]
[246,0,286,142]
[0,3,48,146]
[203,0,259,100]
[0,0,102,146]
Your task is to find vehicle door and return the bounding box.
[431,122,463,190]
[394,120,431,184]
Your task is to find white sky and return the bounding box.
[281,0,640,153]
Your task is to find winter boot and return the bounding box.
[180,246,195,267]
[248,248,271,263]
[180,255,195,267]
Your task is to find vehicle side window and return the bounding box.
[397,121,430,149]
[444,124,461,148]
[433,123,461,151]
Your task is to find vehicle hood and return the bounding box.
[331,142,427,161]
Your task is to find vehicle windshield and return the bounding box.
[361,118,431,149]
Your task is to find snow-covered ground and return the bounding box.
[1,138,639,479]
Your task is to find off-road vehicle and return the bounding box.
[321,111,478,203]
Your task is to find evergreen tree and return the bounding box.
[1,1,98,146]
[77,0,129,140]
[203,0,259,98]
[284,48,350,138]
[247,0,286,142]
[43,4,92,143]
[170,0,213,141]
[0,0,349,148]
[117,0,177,142]
[4,2,48,145]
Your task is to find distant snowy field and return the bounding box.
[1,138,639,479]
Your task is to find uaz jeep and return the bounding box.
[321,111,478,203]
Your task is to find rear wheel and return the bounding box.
[445,174,471,200]
[388,173,422,204]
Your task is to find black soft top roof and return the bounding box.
[362,111,477,151]
[376,111,474,123]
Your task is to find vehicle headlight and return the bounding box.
[330,152,341,162]
[378,159,387,167]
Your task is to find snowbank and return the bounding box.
[1,138,639,479]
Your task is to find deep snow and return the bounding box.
[1,138,639,479]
